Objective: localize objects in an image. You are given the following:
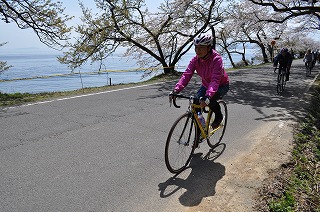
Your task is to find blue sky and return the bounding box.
[0,0,161,54]
[0,1,83,54]
[1,0,319,55]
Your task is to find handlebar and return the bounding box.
[169,93,192,108]
[169,93,208,112]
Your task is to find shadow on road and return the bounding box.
[150,62,319,123]
[155,61,319,208]
[220,63,319,122]
[156,61,319,207]
[158,144,226,207]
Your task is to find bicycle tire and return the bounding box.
[277,74,282,94]
[165,112,197,173]
[281,72,285,91]
[207,100,228,149]
[277,69,284,94]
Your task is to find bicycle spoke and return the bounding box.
[165,113,196,173]
[276,67,286,94]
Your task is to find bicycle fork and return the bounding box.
[177,113,194,146]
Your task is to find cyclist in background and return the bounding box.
[170,34,230,129]
[274,48,293,81]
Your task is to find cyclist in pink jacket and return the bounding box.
[171,34,229,129]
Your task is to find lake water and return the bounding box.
[0,51,246,94]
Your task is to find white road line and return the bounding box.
[2,81,166,110]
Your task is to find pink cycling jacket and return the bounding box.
[175,49,229,98]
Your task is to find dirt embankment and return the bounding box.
[186,120,293,212]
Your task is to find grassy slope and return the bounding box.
[256,77,320,211]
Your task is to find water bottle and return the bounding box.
[197,112,206,129]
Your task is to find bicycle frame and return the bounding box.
[166,93,228,173]
[191,103,213,139]
[172,96,215,141]
[276,66,286,94]
[278,66,286,78]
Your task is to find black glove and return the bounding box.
[169,90,178,97]
[199,96,210,105]
[169,90,178,106]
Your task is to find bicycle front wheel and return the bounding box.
[281,72,286,91]
[207,100,228,148]
[277,72,284,94]
[165,112,197,174]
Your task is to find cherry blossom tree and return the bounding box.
[218,0,287,64]
[247,0,320,23]
[0,42,12,73]
[0,0,72,48]
[59,0,227,74]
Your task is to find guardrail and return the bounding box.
[0,66,172,83]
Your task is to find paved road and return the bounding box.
[0,59,318,211]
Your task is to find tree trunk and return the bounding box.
[163,66,175,74]
[250,40,269,63]
[241,43,248,66]
[267,44,273,62]
[261,46,269,63]
[226,51,236,68]
[241,53,249,66]
[211,26,216,49]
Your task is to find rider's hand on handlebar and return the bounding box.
[169,90,178,106]
[199,96,210,107]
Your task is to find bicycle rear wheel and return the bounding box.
[165,112,197,173]
[207,100,228,148]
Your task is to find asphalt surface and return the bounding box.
[0,59,318,211]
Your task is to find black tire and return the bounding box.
[281,72,285,91]
[277,68,284,94]
[277,74,282,94]
[207,100,228,148]
[165,112,197,173]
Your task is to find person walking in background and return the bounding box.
[311,50,317,68]
[303,49,315,71]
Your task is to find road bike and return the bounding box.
[165,93,228,174]
[275,66,286,94]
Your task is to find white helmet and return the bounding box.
[193,34,212,46]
